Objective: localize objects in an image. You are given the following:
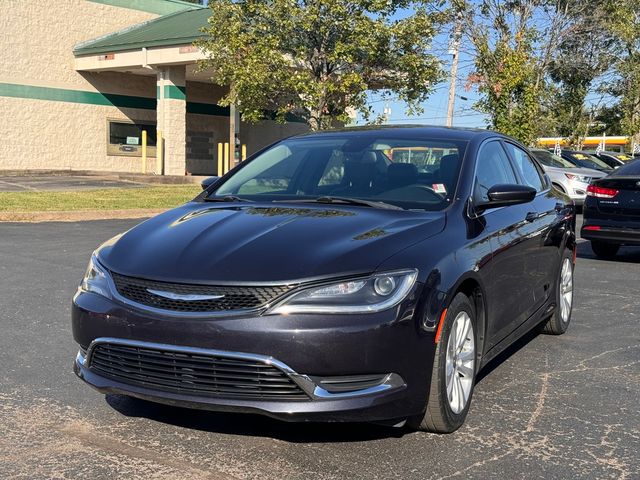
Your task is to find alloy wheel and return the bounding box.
[560,258,573,323]
[445,311,475,414]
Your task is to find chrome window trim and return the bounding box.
[78,337,405,401]
[468,138,551,220]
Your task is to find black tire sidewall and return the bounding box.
[435,293,477,428]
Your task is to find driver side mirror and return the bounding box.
[475,184,536,211]
[200,176,220,190]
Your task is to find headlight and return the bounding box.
[80,255,111,298]
[565,173,589,183]
[269,269,418,315]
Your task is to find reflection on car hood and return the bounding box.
[98,202,445,283]
[543,165,605,178]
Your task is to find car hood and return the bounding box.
[543,165,605,178]
[98,202,445,284]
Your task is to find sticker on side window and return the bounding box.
[432,183,447,194]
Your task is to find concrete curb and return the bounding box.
[0,209,166,223]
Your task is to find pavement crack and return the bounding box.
[58,421,237,480]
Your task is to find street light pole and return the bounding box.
[446,13,463,127]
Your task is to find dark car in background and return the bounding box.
[72,126,576,433]
[582,159,640,258]
[559,149,614,173]
[589,151,633,169]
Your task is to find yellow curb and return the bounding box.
[0,209,167,223]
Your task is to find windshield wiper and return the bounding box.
[275,196,403,210]
[203,195,252,203]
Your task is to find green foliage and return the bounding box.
[606,0,640,143]
[466,0,541,144]
[197,0,444,130]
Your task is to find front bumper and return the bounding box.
[72,287,436,423]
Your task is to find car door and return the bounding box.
[503,141,560,317]
[472,140,534,347]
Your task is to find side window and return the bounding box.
[504,143,545,192]
[474,141,518,204]
[318,150,345,186]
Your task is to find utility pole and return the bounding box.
[382,102,391,124]
[446,12,463,127]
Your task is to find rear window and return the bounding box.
[612,159,640,176]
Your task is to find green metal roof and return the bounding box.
[74,8,210,56]
[88,0,204,16]
[89,0,202,15]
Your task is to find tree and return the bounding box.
[545,1,616,139]
[464,0,542,144]
[605,0,640,146]
[197,0,445,130]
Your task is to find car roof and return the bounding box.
[290,125,502,142]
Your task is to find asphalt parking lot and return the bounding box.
[0,217,638,479]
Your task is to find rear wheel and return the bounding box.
[540,250,573,335]
[407,293,477,433]
[591,241,620,258]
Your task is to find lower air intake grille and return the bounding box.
[89,343,309,400]
[111,272,293,312]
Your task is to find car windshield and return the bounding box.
[207,133,468,211]
[531,150,577,169]
[565,152,613,171]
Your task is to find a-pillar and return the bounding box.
[156,66,186,176]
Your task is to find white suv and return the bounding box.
[530,149,605,206]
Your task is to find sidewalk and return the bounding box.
[0,170,208,192]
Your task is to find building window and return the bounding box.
[107,120,157,157]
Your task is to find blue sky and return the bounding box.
[355,29,490,128]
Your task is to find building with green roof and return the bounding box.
[0,0,306,175]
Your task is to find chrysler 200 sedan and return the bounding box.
[72,126,576,433]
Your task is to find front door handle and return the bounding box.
[525,211,539,222]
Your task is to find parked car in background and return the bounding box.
[581,159,640,258]
[589,151,634,169]
[530,149,604,206]
[72,126,576,434]
[559,150,614,173]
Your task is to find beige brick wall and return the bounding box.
[0,0,308,174]
[0,0,156,91]
[0,96,156,172]
[0,0,159,171]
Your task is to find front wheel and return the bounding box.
[540,250,573,335]
[407,292,477,433]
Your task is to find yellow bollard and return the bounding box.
[241,144,247,161]
[217,143,223,176]
[141,130,147,173]
[223,142,230,174]
[156,130,163,175]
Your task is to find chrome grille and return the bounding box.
[111,272,293,312]
[89,343,309,400]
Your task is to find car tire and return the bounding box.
[591,241,620,259]
[407,292,477,433]
[540,249,573,335]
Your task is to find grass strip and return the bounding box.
[0,186,201,212]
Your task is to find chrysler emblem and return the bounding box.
[146,289,225,301]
